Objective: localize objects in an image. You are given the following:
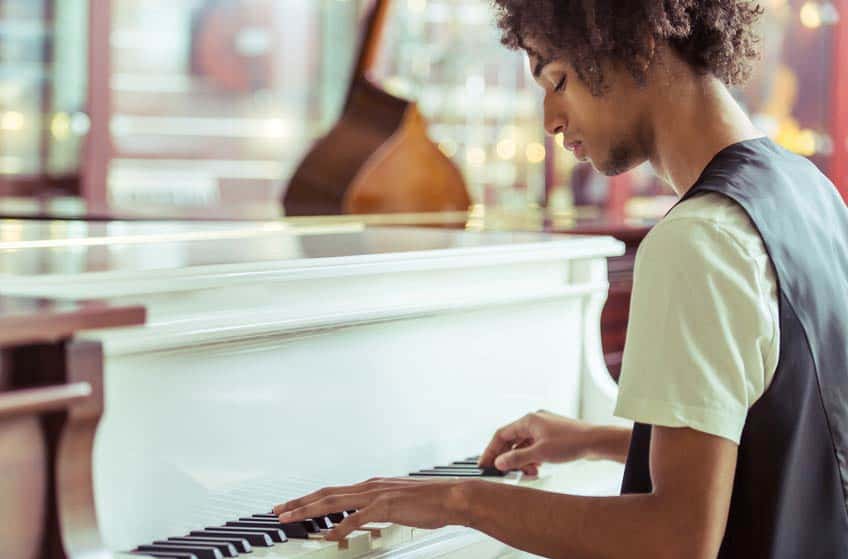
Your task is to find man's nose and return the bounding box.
[543,99,567,136]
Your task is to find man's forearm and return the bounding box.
[583,425,632,463]
[463,481,706,559]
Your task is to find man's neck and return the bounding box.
[647,73,763,197]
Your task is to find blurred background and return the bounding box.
[0,0,845,215]
[0,0,845,378]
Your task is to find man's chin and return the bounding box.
[596,158,639,177]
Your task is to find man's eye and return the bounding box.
[554,76,566,92]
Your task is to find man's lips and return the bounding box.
[565,140,587,160]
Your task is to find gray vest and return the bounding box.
[621,137,848,557]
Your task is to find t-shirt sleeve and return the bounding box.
[613,217,775,444]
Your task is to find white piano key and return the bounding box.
[357,523,414,549]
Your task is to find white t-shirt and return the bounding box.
[613,192,780,444]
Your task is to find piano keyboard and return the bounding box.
[123,457,524,559]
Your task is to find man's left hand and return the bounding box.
[272,477,474,541]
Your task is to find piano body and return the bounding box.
[0,219,626,558]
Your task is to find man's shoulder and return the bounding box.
[638,191,764,268]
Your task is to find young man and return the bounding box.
[275,2,848,557]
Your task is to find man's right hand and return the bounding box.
[477,410,597,475]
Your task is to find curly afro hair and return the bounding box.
[492,0,764,95]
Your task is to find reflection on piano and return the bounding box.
[0,221,626,558]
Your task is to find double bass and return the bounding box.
[283,0,471,216]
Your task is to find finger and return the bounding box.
[274,486,347,515]
[324,505,384,541]
[273,479,396,514]
[521,463,539,476]
[494,444,539,471]
[478,418,532,467]
[277,491,378,523]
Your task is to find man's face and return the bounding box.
[526,42,653,176]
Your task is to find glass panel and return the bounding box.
[109,0,364,207]
[0,0,87,191]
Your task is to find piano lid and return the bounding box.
[0,220,623,281]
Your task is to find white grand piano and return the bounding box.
[0,219,627,559]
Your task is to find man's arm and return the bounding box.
[276,425,737,559]
[468,426,737,559]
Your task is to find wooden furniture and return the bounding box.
[283,0,471,216]
[0,297,144,559]
[0,219,625,558]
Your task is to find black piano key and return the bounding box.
[243,516,314,538]
[130,553,199,559]
[228,520,279,526]
[410,469,486,477]
[346,510,357,515]
[451,460,480,466]
[136,544,223,559]
[217,524,286,543]
[168,536,245,557]
[417,466,507,477]
[312,516,334,530]
[435,465,507,477]
[300,519,321,533]
[190,529,272,547]
[225,521,289,541]
[171,536,251,554]
[327,512,347,523]
[235,518,285,525]
[160,539,238,558]
[279,523,310,539]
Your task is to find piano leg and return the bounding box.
[8,339,109,559]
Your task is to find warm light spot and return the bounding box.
[795,129,817,156]
[1,111,25,131]
[800,2,822,28]
[466,146,487,167]
[496,138,517,160]
[525,142,547,163]
[51,112,71,140]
